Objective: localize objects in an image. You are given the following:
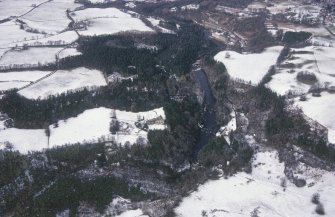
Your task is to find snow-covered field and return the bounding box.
[0,70,51,91]
[0,21,44,49]
[0,48,7,59]
[277,23,332,39]
[49,107,166,147]
[58,47,82,59]
[15,31,79,47]
[314,47,335,77]
[0,81,30,92]
[19,0,81,34]
[175,150,335,217]
[267,1,297,15]
[214,46,283,84]
[0,107,166,153]
[0,23,78,67]
[0,70,51,82]
[0,47,63,69]
[295,92,335,144]
[71,8,129,21]
[0,128,48,154]
[266,46,335,96]
[0,0,46,20]
[71,8,154,36]
[78,18,152,36]
[19,67,107,99]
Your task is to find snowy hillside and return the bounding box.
[295,92,335,144]
[70,8,154,36]
[266,46,335,96]
[176,151,335,217]
[214,46,283,84]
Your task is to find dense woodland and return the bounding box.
[252,83,335,161]
[0,143,150,217]
[198,134,253,172]
[282,31,313,45]
[233,16,277,52]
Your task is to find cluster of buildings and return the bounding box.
[216,1,330,26]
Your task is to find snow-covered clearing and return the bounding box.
[125,2,136,9]
[58,47,82,59]
[115,209,148,217]
[102,196,148,217]
[181,4,199,11]
[49,107,113,147]
[85,0,116,4]
[214,46,283,84]
[107,72,138,84]
[216,111,236,145]
[135,43,157,51]
[0,70,51,91]
[70,8,154,36]
[175,150,335,217]
[147,17,175,34]
[20,0,81,34]
[295,26,331,38]
[0,128,48,154]
[277,23,332,38]
[0,47,63,69]
[266,71,311,96]
[18,67,107,99]
[266,46,335,95]
[0,107,166,153]
[310,36,334,47]
[295,92,335,144]
[0,112,9,130]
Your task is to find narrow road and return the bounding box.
[325,26,335,37]
[18,0,53,18]
[66,10,80,37]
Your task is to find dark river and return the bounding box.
[192,65,219,159]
